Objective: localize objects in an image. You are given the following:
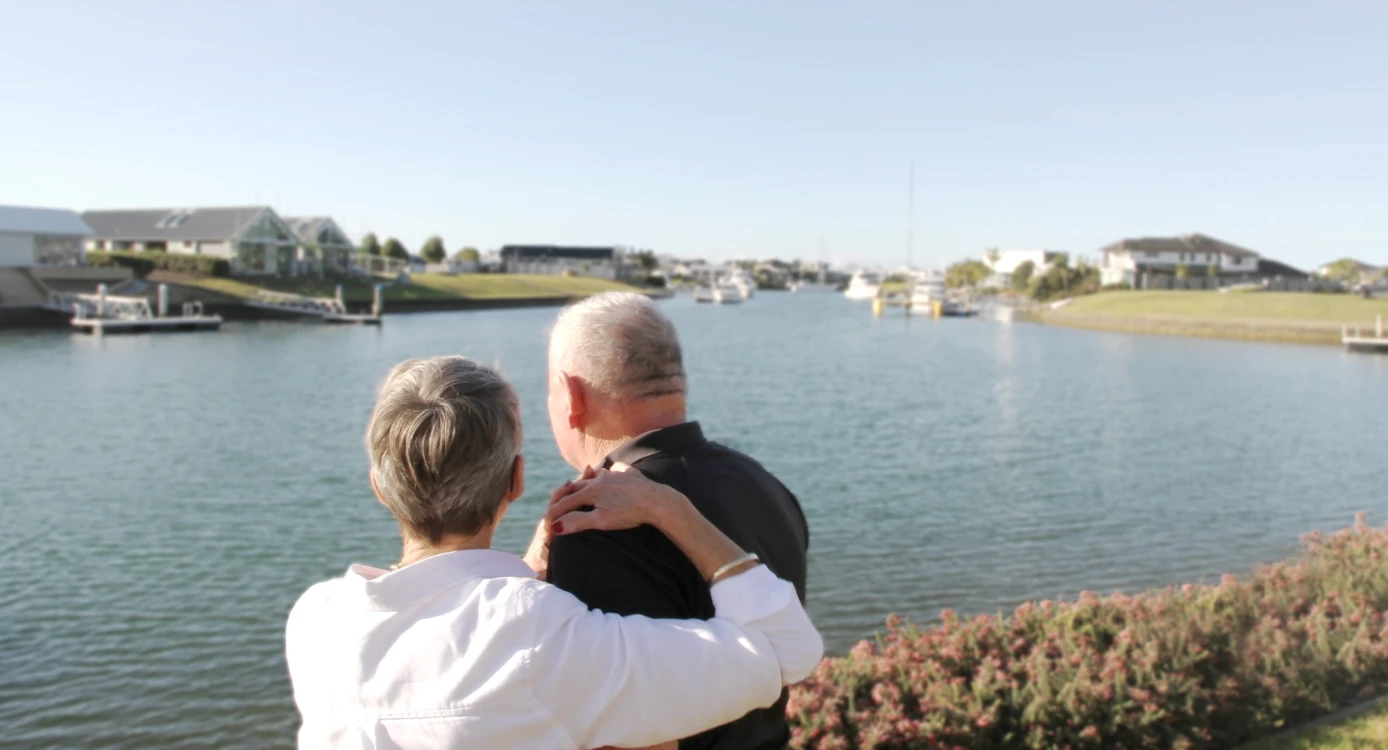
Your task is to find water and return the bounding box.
[3,293,1387,748]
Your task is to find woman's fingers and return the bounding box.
[545,485,598,524]
[551,508,606,536]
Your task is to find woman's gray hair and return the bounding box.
[549,292,685,400]
[365,356,521,542]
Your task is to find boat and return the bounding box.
[726,270,756,300]
[843,271,882,300]
[711,280,744,304]
[693,285,714,303]
[908,272,945,310]
[789,280,837,292]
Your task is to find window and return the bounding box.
[1145,251,1159,258]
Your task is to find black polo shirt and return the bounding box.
[546,421,810,750]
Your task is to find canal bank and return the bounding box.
[1041,290,1388,346]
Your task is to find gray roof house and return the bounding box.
[1099,233,1261,288]
[82,206,301,276]
[0,205,92,267]
[284,216,357,275]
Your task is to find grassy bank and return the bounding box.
[1042,291,1388,345]
[1244,701,1388,749]
[154,272,644,304]
[788,516,1388,749]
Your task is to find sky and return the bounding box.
[1,1,1385,270]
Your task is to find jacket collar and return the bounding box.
[603,421,707,467]
[342,548,535,611]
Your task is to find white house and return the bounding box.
[1099,234,1260,287]
[284,216,356,275]
[0,205,92,267]
[500,245,627,279]
[82,206,302,276]
[980,249,1062,287]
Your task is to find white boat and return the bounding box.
[693,285,714,303]
[727,270,756,300]
[909,273,945,309]
[711,282,744,304]
[789,281,838,293]
[843,271,882,301]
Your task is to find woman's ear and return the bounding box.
[504,455,526,502]
[369,469,388,508]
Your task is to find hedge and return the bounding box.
[86,251,230,278]
[789,516,1388,749]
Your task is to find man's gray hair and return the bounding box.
[550,292,686,400]
[366,356,521,542]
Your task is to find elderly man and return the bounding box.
[545,292,810,750]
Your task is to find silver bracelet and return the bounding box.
[708,552,760,585]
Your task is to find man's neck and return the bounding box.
[580,396,686,469]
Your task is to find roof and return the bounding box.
[0,205,93,236]
[1318,258,1380,272]
[1257,258,1310,279]
[81,207,272,241]
[283,216,350,246]
[1100,233,1259,259]
[500,245,617,261]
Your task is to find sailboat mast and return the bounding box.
[907,162,915,270]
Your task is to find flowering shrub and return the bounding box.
[789,515,1388,749]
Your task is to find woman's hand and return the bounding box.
[545,463,687,536]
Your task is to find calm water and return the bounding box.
[3,293,1387,748]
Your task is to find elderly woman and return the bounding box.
[285,356,822,749]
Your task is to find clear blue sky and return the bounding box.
[2,0,1384,269]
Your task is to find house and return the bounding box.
[1315,258,1381,285]
[1099,234,1260,288]
[499,245,627,279]
[82,206,301,276]
[0,205,92,267]
[980,249,1062,287]
[284,216,356,275]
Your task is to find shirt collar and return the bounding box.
[603,421,707,468]
[342,548,536,611]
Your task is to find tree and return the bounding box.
[1012,260,1035,292]
[945,259,992,289]
[456,247,480,263]
[383,237,409,260]
[1325,258,1364,284]
[361,232,381,256]
[421,236,447,264]
[985,249,1001,269]
[630,250,659,273]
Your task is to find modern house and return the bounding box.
[1315,258,1381,285]
[82,206,301,276]
[284,216,356,275]
[1099,234,1260,288]
[499,245,627,279]
[0,205,92,267]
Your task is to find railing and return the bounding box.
[247,290,346,316]
[48,291,153,320]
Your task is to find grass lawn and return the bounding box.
[161,272,642,303]
[1053,290,1388,326]
[1244,702,1388,750]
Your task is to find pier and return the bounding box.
[1343,315,1388,353]
[244,284,383,325]
[49,283,223,334]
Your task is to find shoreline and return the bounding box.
[1041,310,1345,346]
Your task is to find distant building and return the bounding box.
[1099,234,1260,287]
[0,205,91,267]
[500,245,627,279]
[83,206,301,276]
[284,216,356,275]
[980,249,1063,287]
[1315,258,1381,285]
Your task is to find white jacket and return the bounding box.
[285,548,822,749]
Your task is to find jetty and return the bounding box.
[48,283,222,334]
[244,284,383,325]
[1343,315,1388,354]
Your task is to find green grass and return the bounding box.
[1054,290,1388,325]
[1244,702,1388,750]
[165,273,641,303]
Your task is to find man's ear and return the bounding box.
[504,455,526,502]
[561,372,586,429]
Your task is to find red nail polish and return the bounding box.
[552,522,563,534]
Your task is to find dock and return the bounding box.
[48,284,222,335]
[1343,315,1388,353]
[245,284,383,325]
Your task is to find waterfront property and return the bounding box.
[499,244,628,279]
[82,206,304,277]
[980,248,1063,287]
[283,216,356,276]
[0,205,91,269]
[1099,233,1261,288]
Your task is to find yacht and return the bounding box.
[712,279,744,304]
[909,272,945,310]
[789,280,838,292]
[693,284,714,303]
[843,271,882,301]
[726,270,756,300]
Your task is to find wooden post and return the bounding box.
[372,285,383,318]
[157,284,168,317]
[1377,314,1383,339]
[97,283,107,317]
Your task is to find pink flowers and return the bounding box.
[788,516,1388,749]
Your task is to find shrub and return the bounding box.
[789,515,1388,749]
[86,251,230,278]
